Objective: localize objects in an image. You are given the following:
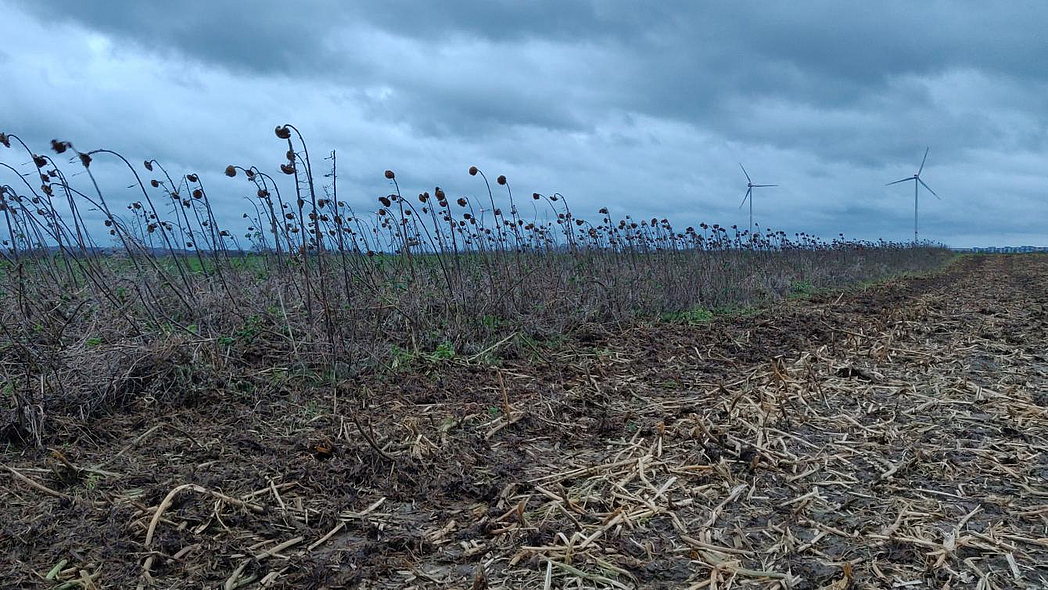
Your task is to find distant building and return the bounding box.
[953,246,1048,253]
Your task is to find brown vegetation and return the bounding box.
[2,253,1045,588]
[0,129,949,445]
[6,128,1026,589]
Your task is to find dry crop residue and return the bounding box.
[3,254,1047,589]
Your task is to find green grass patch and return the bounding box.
[788,279,815,298]
[661,306,714,325]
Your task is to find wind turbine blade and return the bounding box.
[917,147,929,176]
[739,187,751,209]
[918,177,939,198]
[739,163,752,183]
[885,177,913,186]
[752,184,778,187]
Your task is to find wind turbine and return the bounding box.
[886,147,940,244]
[738,164,778,247]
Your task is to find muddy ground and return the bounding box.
[3,254,1047,589]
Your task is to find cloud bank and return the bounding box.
[2,1,1047,246]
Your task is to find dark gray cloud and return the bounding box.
[2,0,1047,246]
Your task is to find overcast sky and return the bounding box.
[2,1,1047,247]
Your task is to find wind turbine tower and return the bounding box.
[886,148,940,244]
[738,164,778,247]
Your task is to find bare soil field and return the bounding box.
[3,254,1047,589]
